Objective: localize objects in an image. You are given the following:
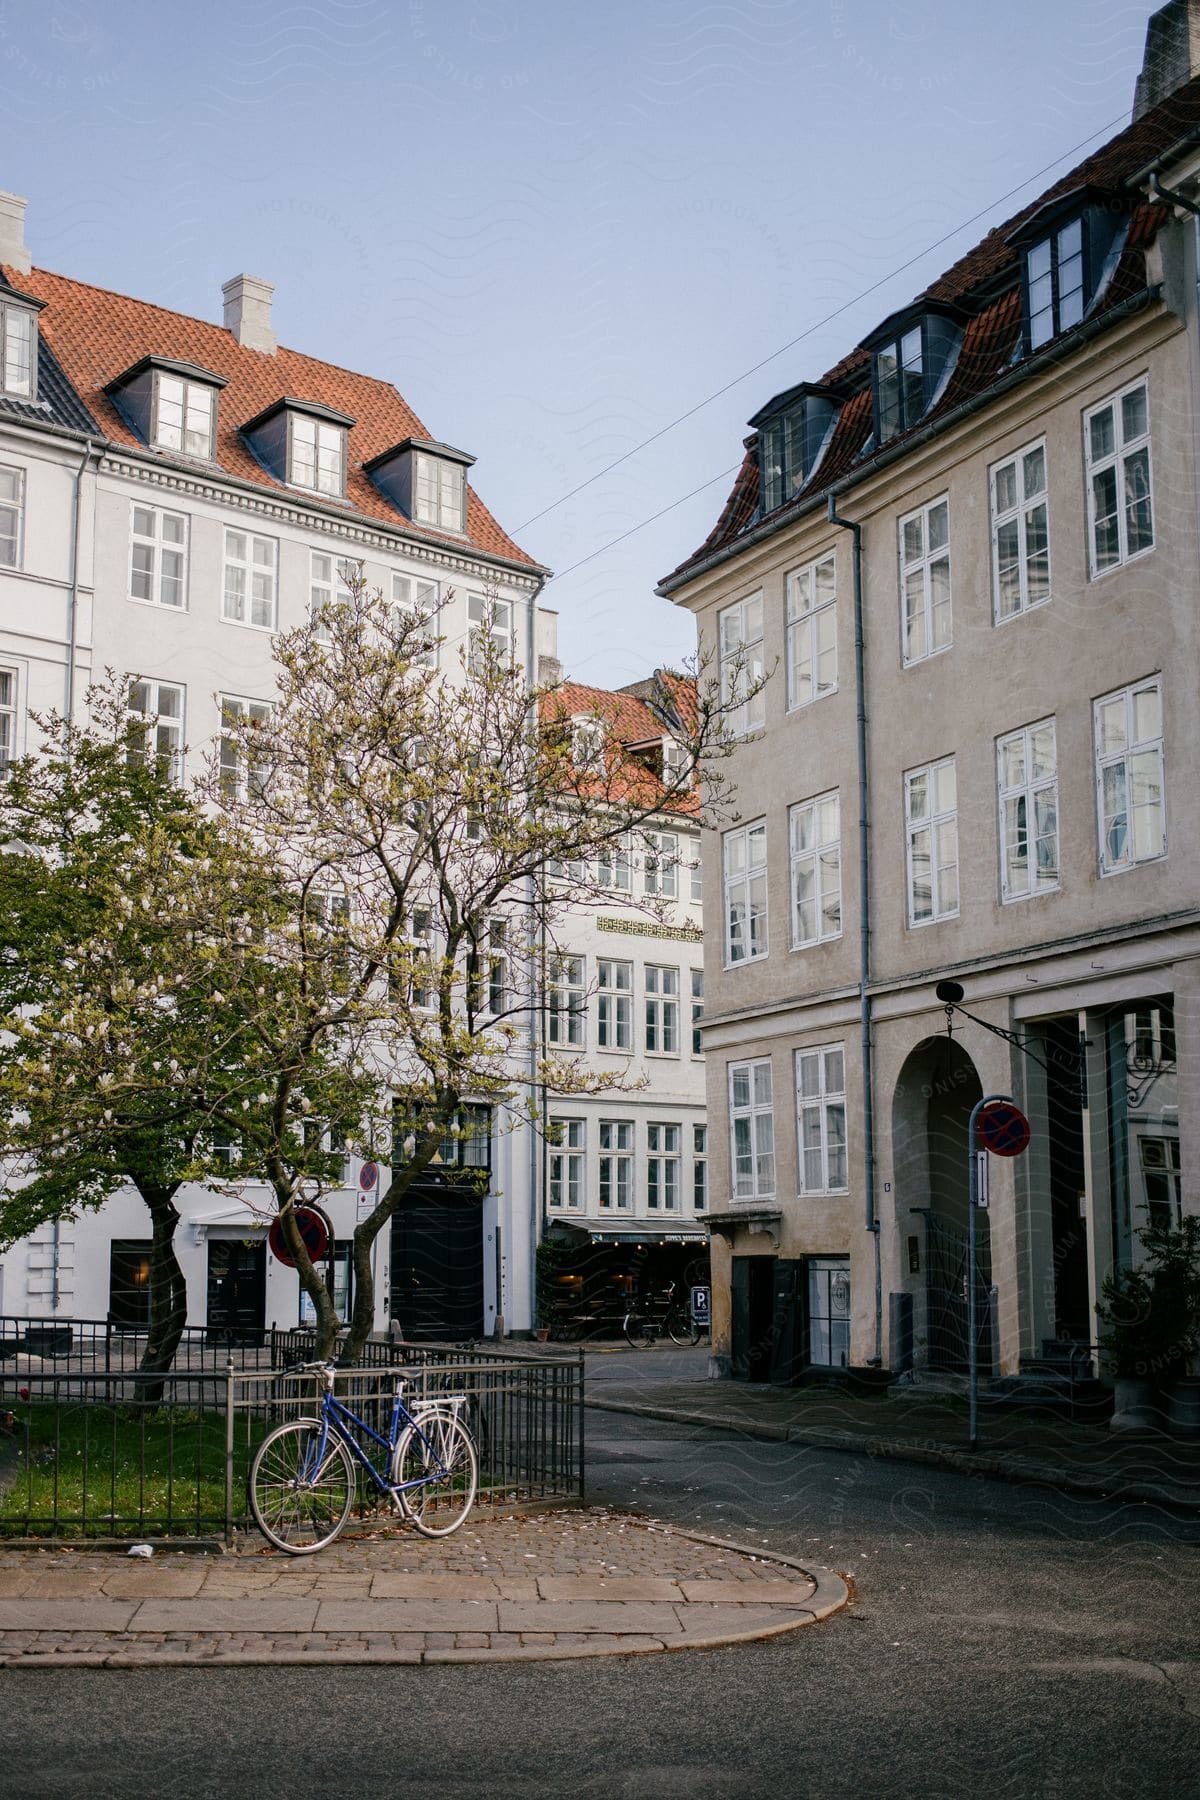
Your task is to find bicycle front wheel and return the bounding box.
[624,1310,655,1349]
[249,1418,356,1554]
[393,1414,478,1538]
[667,1311,702,1347]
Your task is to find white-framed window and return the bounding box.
[689,845,703,904]
[692,1123,707,1211]
[875,323,924,443]
[127,679,184,781]
[597,832,631,891]
[413,452,466,533]
[647,1123,680,1211]
[899,495,951,666]
[218,695,271,803]
[662,738,691,785]
[786,552,837,709]
[467,920,507,1016]
[789,791,841,948]
[571,717,607,776]
[644,965,680,1056]
[290,415,346,497]
[643,829,679,898]
[468,593,512,668]
[549,1119,585,1209]
[729,1059,774,1201]
[0,464,23,567]
[997,719,1058,901]
[690,968,704,1057]
[154,373,215,459]
[310,552,360,642]
[795,1044,848,1194]
[0,300,34,399]
[1026,217,1085,350]
[305,888,352,991]
[547,954,586,1049]
[598,1119,633,1209]
[392,571,440,667]
[223,529,278,630]
[130,504,187,609]
[1085,380,1153,577]
[905,756,958,925]
[597,959,633,1051]
[406,905,435,1010]
[0,666,18,776]
[1094,677,1165,874]
[718,592,765,736]
[723,822,768,964]
[990,440,1050,622]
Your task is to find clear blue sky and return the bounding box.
[1,0,1157,685]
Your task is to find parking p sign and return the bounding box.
[690,1285,711,1329]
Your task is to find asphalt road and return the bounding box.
[4,1351,1199,1800]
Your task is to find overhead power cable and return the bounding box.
[521,108,1131,546]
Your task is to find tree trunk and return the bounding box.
[284,1209,341,1360]
[134,1185,188,1405]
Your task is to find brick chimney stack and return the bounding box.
[0,192,32,276]
[1134,0,1200,119]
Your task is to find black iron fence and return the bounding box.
[0,1340,584,1542]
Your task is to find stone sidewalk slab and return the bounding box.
[0,1512,848,1667]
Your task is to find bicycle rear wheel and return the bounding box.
[666,1311,702,1346]
[249,1418,356,1554]
[393,1414,478,1538]
[624,1310,655,1349]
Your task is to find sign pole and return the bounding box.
[965,1093,1031,1450]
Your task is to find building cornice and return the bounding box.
[99,449,545,592]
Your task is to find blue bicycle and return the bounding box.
[248,1362,478,1554]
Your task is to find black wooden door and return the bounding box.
[769,1259,804,1384]
[206,1239,266,1344]
[390,1200,484,1341]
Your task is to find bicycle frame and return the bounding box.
[302,1382,463,1500]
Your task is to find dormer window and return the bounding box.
[155,371,215,458]
[291,413,346,496]
[106,357,226,462]
[413,450,465,532]
[876,327,924,442]
[1027,219,1084,349]
[864,304,964,446]
[365,436,474,534]
[1008,189,1126,358]
[750,384,840,514]
[0,293,39,399]
[240,397,354,500]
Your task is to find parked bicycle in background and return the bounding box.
[623,1281,704,1349]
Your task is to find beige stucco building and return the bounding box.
[660,5,1200,1387]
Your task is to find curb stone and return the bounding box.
[586,1398,1200,1516]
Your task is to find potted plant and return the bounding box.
[1096,1216,1200,1432]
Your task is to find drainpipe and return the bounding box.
[525,575,547,1336]
[1148,171,1200,217]
[66,438,96,720]
[49,435,97,1309]
[826,495,881,1367]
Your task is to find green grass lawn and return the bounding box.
[0,1401,256,1537]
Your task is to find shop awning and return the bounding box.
[579,1227,708,1245]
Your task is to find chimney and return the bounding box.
[0,191,31,277]
[222,273,276,355]
[1133,0,1200,119]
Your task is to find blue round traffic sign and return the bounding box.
[976,1100,1031,1158]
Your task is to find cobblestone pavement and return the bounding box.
[0,1509,846,1667]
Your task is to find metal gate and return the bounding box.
[920,1212,992,1374]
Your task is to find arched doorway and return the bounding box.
[892,1037,989,1372]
